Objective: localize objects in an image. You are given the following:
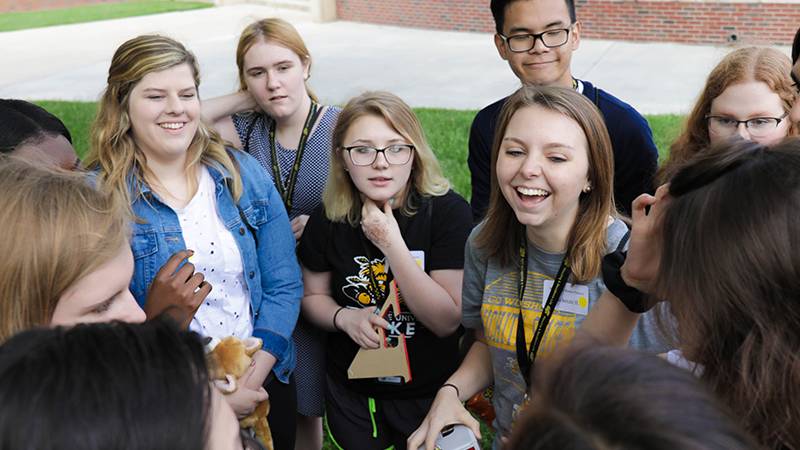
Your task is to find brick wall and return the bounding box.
[336,0,494,33]
[335,0,800,45]
[0,0,124,13]
[578,1,800,45]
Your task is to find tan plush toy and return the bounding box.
[208,336,273,450]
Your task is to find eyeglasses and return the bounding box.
[499,26,572,53]
[343,144,414,166]
[706,113,788,138]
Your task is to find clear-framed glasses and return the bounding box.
[343,144,414,166]
[499,26,572,53]
[706,113,788,138]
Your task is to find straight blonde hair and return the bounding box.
[84,35,242,215]
[236,18,318,102]
[0,156,129,342]
[324,91,450,226]
[475,86,616,282]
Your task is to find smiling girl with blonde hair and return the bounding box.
[85,34,303,447]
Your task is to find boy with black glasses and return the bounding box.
[469,0,659,221]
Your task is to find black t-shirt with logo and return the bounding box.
[298,190,472,399]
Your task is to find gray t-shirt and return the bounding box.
[462,218,665,445]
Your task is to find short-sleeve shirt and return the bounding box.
[297,190,472,399]
[232,106,341,219]
[462,218,663,442]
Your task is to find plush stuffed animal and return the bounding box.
[208,336,273,450]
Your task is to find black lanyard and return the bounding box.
[268,102,320,214]
[515,234,571,389]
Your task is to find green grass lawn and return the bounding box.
[38,100,683,202]
[0,0,211,32]
[647,114,685,162]
[32,99,682,450]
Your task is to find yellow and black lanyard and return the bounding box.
[515,234,571,389]
[268,102,320,214]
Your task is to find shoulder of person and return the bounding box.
[473,96,508,125]
[582,80,650,129]
[605,216,630,254]
[428,191,472,243]
[222,148,277,193]
[467,221,484,243]
[299,204,353,259]
[308,203,332,225]
[232,109,259,119]
[226,147,261,173]
[323,104,343,116]
[311,105,340,137]
[231,110,261,126]
[431,189,470,209]
[428,191,471,227]
[301,204,332,238]
[464,221,491,263]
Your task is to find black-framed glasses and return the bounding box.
[706,113,788,138]
[499,26,572,53]
[343,144,414,166]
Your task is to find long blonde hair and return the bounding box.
[236,18,318,102]
[659,47,797,184]
[475,86,616,282]
[0,156,129,342]
[324,91,450,226]
[84,34,242,214]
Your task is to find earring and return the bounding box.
[582,185,592,193]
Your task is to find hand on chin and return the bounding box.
[360,197,402,253]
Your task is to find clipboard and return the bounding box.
[347,281,412,382]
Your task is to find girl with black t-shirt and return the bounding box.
[297,91,471,450]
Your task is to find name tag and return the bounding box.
[377,376,404,384]
[542,280,590,316]
[410,250,425,271]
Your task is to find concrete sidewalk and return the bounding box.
[0,4,791,114]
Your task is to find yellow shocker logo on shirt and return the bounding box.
[342,256,387,306]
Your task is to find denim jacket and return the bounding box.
[127,150,302,382]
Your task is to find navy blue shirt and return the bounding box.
[467,80,658,222]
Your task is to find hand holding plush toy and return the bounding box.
[208,336,273,450]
